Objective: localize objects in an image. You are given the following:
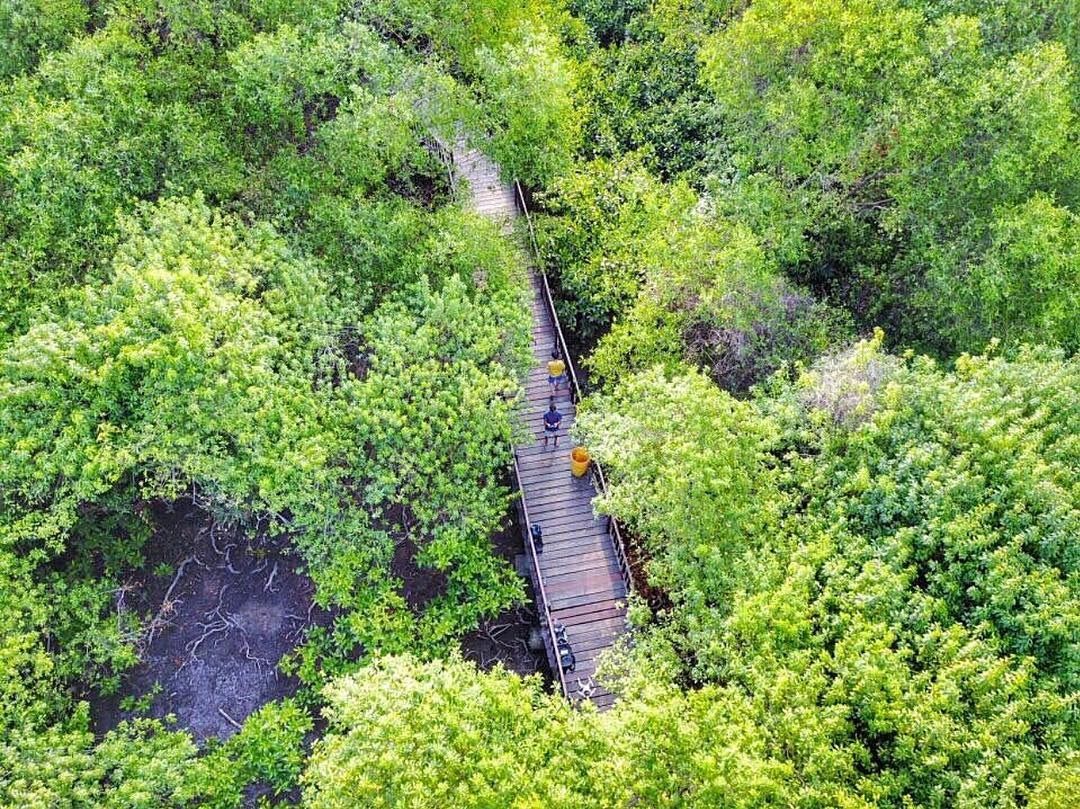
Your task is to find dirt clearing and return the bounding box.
[92,501,329,741]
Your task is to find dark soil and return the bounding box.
[91,501,329,742]
[460,512,551,683]
[391,536,448,611]
[92,492,550,742]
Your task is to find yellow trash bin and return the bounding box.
[570,447,590,478]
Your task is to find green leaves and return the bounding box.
[582,342,1079,804]
[305,656,600,809]
[577,366,783,674]
[475,22,582,187]
[0,0,88,79]
[692,0,1080,354]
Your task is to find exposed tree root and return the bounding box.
[145,555,198,646]
[263,561,279,593]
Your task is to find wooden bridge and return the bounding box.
[452,144,632,710]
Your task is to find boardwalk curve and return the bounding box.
[452,142,630,710]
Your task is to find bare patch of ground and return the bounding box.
[92,501,329,741]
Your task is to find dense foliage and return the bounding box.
[547,0,1080,361]
[321,343,1078,807]
[305,655,798,808]
[573,340,1080,805]
[2,0,1077,805]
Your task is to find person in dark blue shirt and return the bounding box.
[543,401,562,448]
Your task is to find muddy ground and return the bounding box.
[93,496,550,742]
[92,501,329,741]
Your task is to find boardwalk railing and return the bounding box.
[513,181,635,598]
[511,452,571,701]
[440,134,630,702]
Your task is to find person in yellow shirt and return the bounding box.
[547,350,567,395]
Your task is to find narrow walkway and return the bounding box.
[454,143,629,710]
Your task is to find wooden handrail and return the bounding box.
[512,450,571,700]
[431,135,458,198]
[514,182,582,401]
[513,180,634,598]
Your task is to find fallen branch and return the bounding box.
[217,706,243,730]
[185,585,233,660]
[162,556,194,610]
[240,636,274,677]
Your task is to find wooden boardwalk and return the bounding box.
[453,143,629,710]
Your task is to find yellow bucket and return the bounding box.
[570,447,590,478]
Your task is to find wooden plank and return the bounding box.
[526,497,595,516]
[521,474,590,493]
[543,569,624,593]
[560,603,628,626]
[538,541,616,563]
[527,507,597,525]
[542,568,623,591]
[521,474,591,493]
[459,143,626,714]
[574,639,623,660]
[523,488,593,508]
[548,583,626,609]
[526,501,597,519]
[529,521,606,542]
[565,662,599,683]
[562,615,628,637]
[537,548,616,570]
[523,478,592,498]
[536,545,613,566]
[523,509,601,530]
[542,560,620,580]
[548,589,621,610]
[515,459,579,479]
[539,543,620,567]
[552,602,627,623]
[520,479,593,500]
[537,549,614,570]
[530,522,609,543]
[532,518,607,536]
[542,563,623,586]
[548,586,626,610]
[516,452,588,471]
[516,462,586,479]
[515,442,583,460]
[572,630,626,654]
[572,648,612,670]
[544,576,625,601]
[539,555,616,575]
[515,462,587,483]
[519,460,584,478]
[536,537,613,558]
[523,384,574,399]
[534,529,611,547]
[542,563,621,584]
[531,518,607,537]
[535,528,610,546]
